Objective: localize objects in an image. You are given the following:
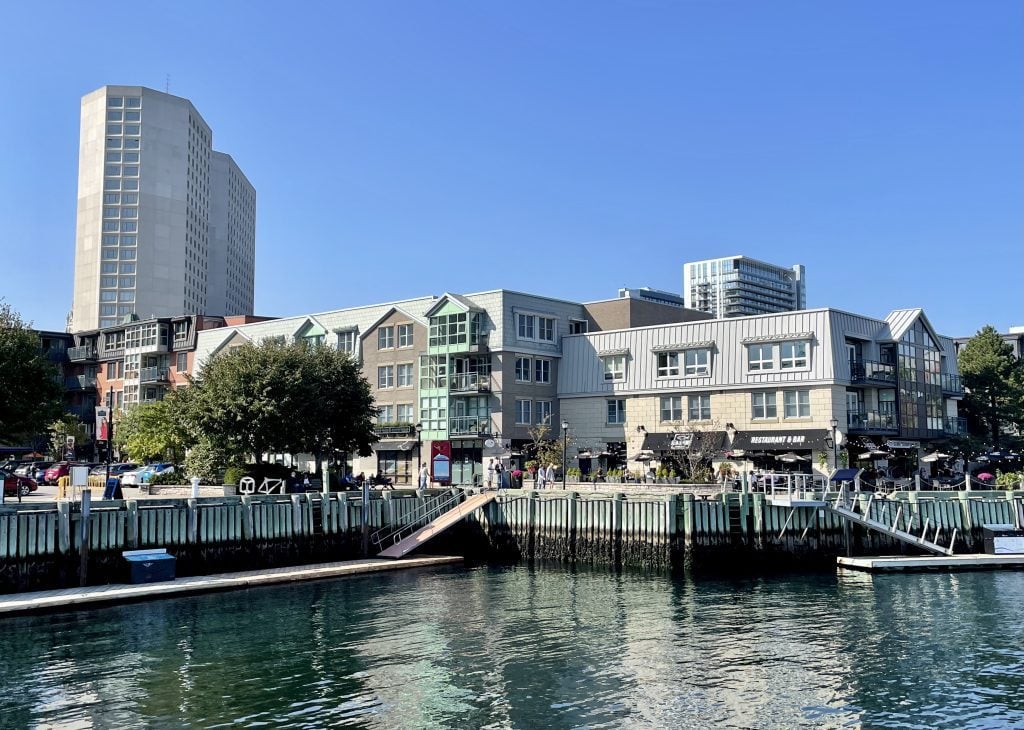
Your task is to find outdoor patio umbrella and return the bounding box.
[858,449,891,460]
[920,451,952,463]
[775,452,807,463]
[632,452,653,462]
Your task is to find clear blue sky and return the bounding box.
[1,1,1021,336]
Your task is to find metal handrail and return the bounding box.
[369,488,468,548]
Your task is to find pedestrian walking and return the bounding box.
[486,458,496,489]
[536,464,546,490]
[545,463,556,488]
[418,464,430,489]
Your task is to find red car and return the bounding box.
[1,469,38,498]
[44,461,83,485]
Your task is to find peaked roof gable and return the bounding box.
[360,306,428,340]
[291,315,328,339]
[206,329,252,359]
[424,292,482,318]
[882,308,942,345]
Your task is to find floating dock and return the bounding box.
[838,553,1024,573]
[0,554,463,618]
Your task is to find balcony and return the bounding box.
[43,348,68,363]
[373,423,416,438]
[103,347,125,360]
[847,410,899,434]
[449,416,490,437]
[141,392,166,404]
[65,375,97,391]
[68,345,97,362]
[140,367,170,384]
[67,404,95,420]
[851,359,897,385]
[942,373,964,395]
[450,373,491,393]
[944,416,967,436]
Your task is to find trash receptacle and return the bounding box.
[982,524,1024,554]
[122,549,176,584]
[103,478,119,500]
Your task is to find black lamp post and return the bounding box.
[829,417,839,470]
[414,422,423,485]
[561,419,569,490]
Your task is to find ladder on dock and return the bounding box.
[829,485,957,556]
[373,491,499,559]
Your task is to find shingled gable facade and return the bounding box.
[557,307,965,477]
[192,289,700,485]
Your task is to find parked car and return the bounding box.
[30,461,55,482]
[108,463,140,483]
[1,470,38,498]
[43,461,72,485]
[121,462,175,487]
[13,462,37,477]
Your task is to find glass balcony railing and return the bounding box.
[942,373,964,395]
[450,373,491,393]
[65,375,97,390]
[139,367,170,384]
[68,345,97,362]
[449,416,489,436]
[851,360,897,384]
[847,410,899,433]
[944,417,967,435]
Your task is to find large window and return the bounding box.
[602,354,626,382]
[517,313,556,342]
[377,326,394,350]
[515,399,532,425]
[515,356,531,382]
[780,341,808,369]
[397,363,414,387]
[660,396,683,421]
[657,352,680,377]
[377,365,394,389]
[534,358,551,384]
[607,399,626,424]
[783,390,810,418]
[397,404,414,423]
[684,349,711,376]
[378,404,394,423]
[337,330,356,355]
[397,323,414,348]
[748,344,774,371]
[688,394,711,420]
[752,392,777,419]
[536,400,552,425]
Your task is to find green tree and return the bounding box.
[0,301,63,443]
[114,399,188,463]
[48,415,89,460]
[179,340,377,464]
[958,326,1024,448]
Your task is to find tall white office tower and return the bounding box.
[71,85,255,331]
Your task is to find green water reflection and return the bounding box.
[1,565,1023,728]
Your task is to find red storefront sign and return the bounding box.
[431,441,451,484]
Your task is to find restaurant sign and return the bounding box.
[730,429,828,451]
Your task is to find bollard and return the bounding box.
[190,476,201,499]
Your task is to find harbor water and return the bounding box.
[1,564,1023,728]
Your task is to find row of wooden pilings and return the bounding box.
[2,488,1023,592]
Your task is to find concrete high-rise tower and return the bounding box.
[72,85,255,331]
[683,255,806,318]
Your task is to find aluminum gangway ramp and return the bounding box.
[829,485,956,556]
[376,491,499,559]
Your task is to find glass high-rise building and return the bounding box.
[683,255,806,318]
[72,85,255,331]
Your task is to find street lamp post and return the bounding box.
[829,417,839,471]
[561,419,569,490]
[414,423,423,487]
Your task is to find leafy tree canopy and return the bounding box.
[958,325,1024,448]
[178,341,377,463]
[0,301,63,442]
[48,415,88,460]
[114,398,188,463]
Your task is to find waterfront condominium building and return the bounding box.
[683,255,806,318]
[72,85,256,331]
